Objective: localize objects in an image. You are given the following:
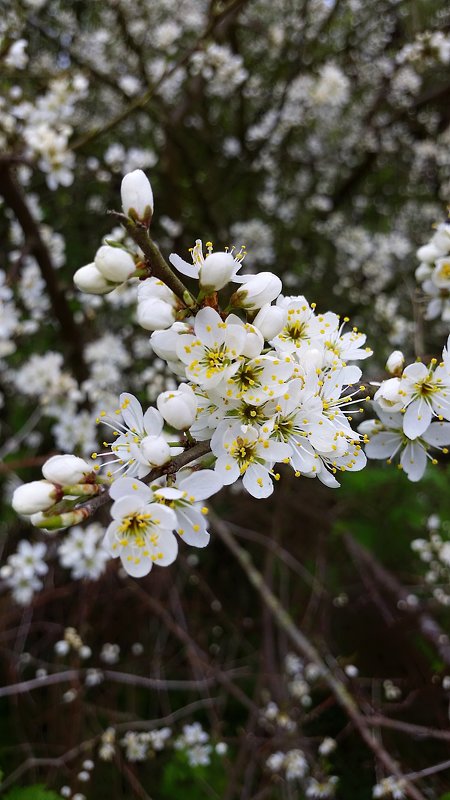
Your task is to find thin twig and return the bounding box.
[211,512,426,800]
[108,211,197,308]
[0,666,243,698]
[344,533,450,667]
[78,440,212,518]
[366,715,450,743]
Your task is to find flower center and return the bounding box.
[231,436,256,472]
[415,378,437,397]
[202,345,229,376]
[233,362,264,391]
[285,320,308,342]
[276,416,295,439]
[118,512,153,540]
[438,261,450,279]
[237,403,266,425]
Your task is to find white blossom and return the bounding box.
[103,477,177,577]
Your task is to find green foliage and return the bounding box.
[3,785,61,800]
[159,750,228,800]
[334,462,450,566]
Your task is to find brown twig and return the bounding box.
[78,440,212,518]
[211,512,427,800]
[0,667,245,698]
[344,533,450,667]
[108,211,197,308]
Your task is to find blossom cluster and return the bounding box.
[9,169,375,580]
[2,521,110,607]
[0,540,47,605]
[416,220,450,322]
[359,341,450,481]
[10,169,450,587]
[411,514,450,606]
[262,654,338,797]
[118,721,226,768]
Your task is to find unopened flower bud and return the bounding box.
[433,228,450,253]
[121,169,154,225]
[42,454,93,485]
[231,272,282,310]
[95,245,136,283]
[385,350,404,376]
[415,262,432,281]
[140,435,171,467]
[416,243,441,263]
[74,263,116,295]
[138,277,176,304]
[12,481,60,515]
[374,377,403,411]
[253,303,287,339]
[137,298,177,331]
[157,384,197,430]
[199,252,237,291]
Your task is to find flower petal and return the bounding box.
[178,470,223,500]
[400,441,427,482]
[242,464,274,498]
[403,399,432,440]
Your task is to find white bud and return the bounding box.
[415,262,432,281]
[318,737,336,756]
[138,277,176,304]
[157,384,197,429]
[231,272,282,310]
[55,640,70,656]
[42,454,93,485]
[253,303,287,339]
[121,169,154,225]
[74,263,116,295]
[416,243,441,263]
[12,481,59,515]
[140,435,171,467]
[199,252,237,291]
[374,377,403,411]
[432,226,450,252]
[151,323,190,361]
[137,298,177,331]
[95,245,136,282]
[385,350,404,376]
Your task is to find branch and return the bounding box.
[0,165,89,384]
[0,666,244,698]
[344,533,450,667]
[211,512,427,800]
[0,698,217,793]
[366,715,450,743]
[74,440,212,517]
[108,211,197,309]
